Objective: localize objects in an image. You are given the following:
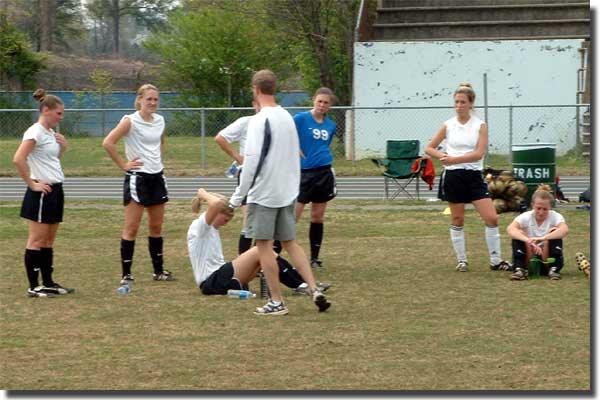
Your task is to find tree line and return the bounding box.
[2,0,366,105]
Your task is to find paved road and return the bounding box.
[0,176,590,201]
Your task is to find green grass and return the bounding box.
[0,137,590,177]
[0,199,590,390]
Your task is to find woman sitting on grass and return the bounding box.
[506,187,569,281]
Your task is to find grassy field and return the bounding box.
[0,137,591,177]
[0,199,590,390]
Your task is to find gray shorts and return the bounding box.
[244,202,296,241]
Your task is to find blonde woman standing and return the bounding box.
[13,89,74,297]
[425,83,510,272]
[103,84,174,285]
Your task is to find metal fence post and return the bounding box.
[509,105,513,168]
[575,95,580,159]
[201,109,206,169]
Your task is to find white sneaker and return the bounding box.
[456,261,468,272]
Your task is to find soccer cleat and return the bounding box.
[27,286,55,298]
[48,283,75,294]
[310,259,324,270]
[456,261,468,272]
[120,274,135,285]
[312,289,331,312]
[490,260,513,271]
[152,270,175,281]
[254,301,289,316]
[548,267,561,280]
[292,281,331,296]
[511,267,528,281]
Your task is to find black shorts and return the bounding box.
[20,183,64,224]
[438,169,490,203]
[200,262,249,295]
[123,170,169,206]
[236,168,247,206]
[297,165,337,204]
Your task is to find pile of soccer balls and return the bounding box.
[483,168,528,214]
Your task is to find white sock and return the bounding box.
[485,225,502,265]
[450,225,467,262]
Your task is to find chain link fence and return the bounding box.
[0,104,589,167]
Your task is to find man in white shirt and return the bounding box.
[229,69,331,316]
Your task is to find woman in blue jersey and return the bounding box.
[103,84,174,285]
[13,89,74,297]
[294,87,337,270]
[425,83,510,273]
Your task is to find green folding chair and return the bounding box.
[371,140,423,200]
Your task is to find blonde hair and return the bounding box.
[252,70,277,95]
[33,89,63,111]
[454,82,476,104]
[191,193,234,217]
[532,185,554,204]
[134,84,159,111]
[313,87,337,105]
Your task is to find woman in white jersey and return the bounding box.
[103,84,174,285]
[426,83,510,272]
[13,89,74,297]
[214,100,260,254]
[507,188,568,281]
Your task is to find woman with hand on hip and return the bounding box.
[426,83,510,273]
[13,89,74,297]
[103,84,174,285]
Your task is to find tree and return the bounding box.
[144,7,293,107]
[0,16,46,90]
[85,0,175,56]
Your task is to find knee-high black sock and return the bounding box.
[272,240,282,254]
[40,247,55,287]
[24,249,41,290]
[309,222,324,260]
[148,236,164,274]
[238,234,253,254]
[549,239,564,271]
[511,239,527,270]
[277,256,304,289]
[120,238,135,277]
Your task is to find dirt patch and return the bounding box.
[36,54,161,91]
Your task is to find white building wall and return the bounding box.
[352,40,583,158]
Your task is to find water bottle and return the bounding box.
[224,161,239,178]
[259,271,270,299]
[117,283,131,295]
[227,289,256,299]
[528,256,542,279]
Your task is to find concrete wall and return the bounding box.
[352,39,584,158]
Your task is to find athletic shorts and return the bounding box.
[200,262,248,295]
[123,170,169,206]
[297,165,337,204]
[20,182,64,224]
[244,202,296,241]
[438,169,490,204]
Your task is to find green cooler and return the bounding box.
[512,143,556,206]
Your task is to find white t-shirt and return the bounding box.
[187,213,226,286]
[443,115,485,170]
[230,105,300,208]
[122,111,165,174]
[22,122,64,183]
[217,116,251,155]
[513,210,566,238]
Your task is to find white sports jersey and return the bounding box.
[22,122,64,183]
[122,111,165,174]
[217,116,251,155]
[514,210,566,238]
[187,213,226,286]
[230,105,300,208]
[443,115,485,170]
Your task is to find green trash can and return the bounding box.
[511,143,556,206]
